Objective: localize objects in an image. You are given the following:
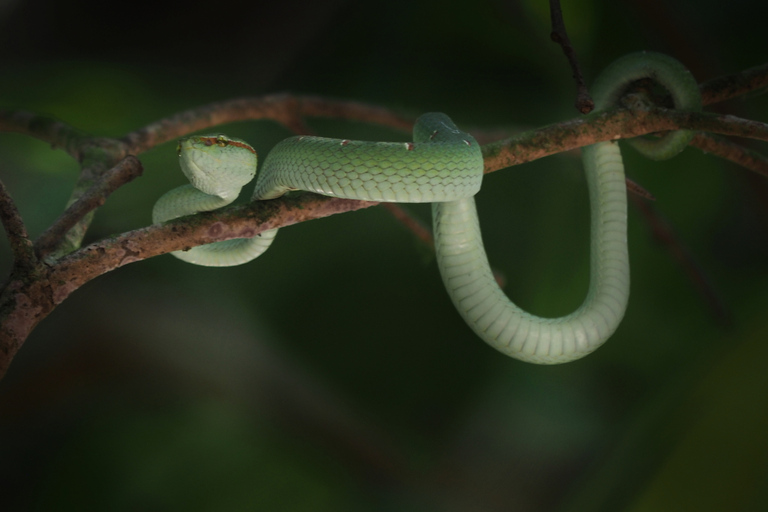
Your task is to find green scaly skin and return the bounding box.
[152,52,701,364]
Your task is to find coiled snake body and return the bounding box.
[153,52,701,364]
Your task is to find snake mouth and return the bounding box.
[176,136,198,157]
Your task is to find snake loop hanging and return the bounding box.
[153,52,702,364]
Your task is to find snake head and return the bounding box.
[177,134,258,197]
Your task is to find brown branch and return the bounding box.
[121,94,414,155]
[0,109,136,256]
[700,62,768,106]
[0,179,36,273]
[62,193,378,286]
[626,178,656,201]
[482,108,768,174]
[34,156,144,258]
[0,110,88,160]
[689,133,768,178]
[549,0,594,114]
[381,204,434,248]
[0,193,378,379]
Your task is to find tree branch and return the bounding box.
[482,107,768,173]
[1,60,768,380]
[0,193,378,377]
[689,133,768,177]
[380,203,434,248]
[549,0,594,114]
[0,97,410,258]
[34,156,144,259]
[700,62,768,106]
[0,179,36,274]
[0,110,89,160]
[121,94,414,155]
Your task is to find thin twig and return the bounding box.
[35,156,144,258]
[298,96,414,132]
[380,204,434,248]
[52,194,380,297]
[700,62,768,106]
[631,195,731,327]
[121,95,414,156]
[0,192,380,379]
[0,179,36,273]
[626,177,656,201]
[0,110,88,160]
[689,133,768,178]
[549,0,594,114]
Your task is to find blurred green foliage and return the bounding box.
[1,0,767,510]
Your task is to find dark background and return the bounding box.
[1,0,768,510]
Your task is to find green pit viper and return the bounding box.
[153,52,702,364]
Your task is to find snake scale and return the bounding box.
[153,52,702,364]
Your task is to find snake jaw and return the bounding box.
[176,135,258,198]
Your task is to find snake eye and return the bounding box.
[216,135,228,147]
[176,142,182,156]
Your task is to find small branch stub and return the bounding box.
[549,0,594,114]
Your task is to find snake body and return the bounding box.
[153,52,701,364]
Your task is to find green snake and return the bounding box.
[153,52,701,364]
